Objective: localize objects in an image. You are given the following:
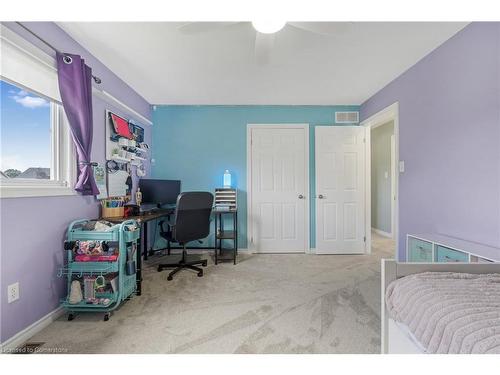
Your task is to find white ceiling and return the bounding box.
[58,22,468,105]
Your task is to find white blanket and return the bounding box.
[386,272,500,354]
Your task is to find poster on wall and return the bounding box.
[105,110,147,162]
[93,164,108,200]
[107,170,129,197]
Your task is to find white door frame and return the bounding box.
[246,123,310,253]
[360,102,399,260]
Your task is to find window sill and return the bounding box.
[0,184,77,198]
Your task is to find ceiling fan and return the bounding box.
[177,21,352,64]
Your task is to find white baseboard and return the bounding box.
[372,228,393,238]
[0,307,64,353]
[247,244,314,254]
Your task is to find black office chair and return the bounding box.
[157,192,214,280]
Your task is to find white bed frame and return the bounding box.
[381,259,500,354]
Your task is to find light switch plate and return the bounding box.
[8,282,19,303]
[399,161,405,173]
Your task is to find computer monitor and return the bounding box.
[139,179,181,207]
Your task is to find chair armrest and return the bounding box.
[158,220,170,233]
[158,220,176,240]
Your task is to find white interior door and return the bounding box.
[315,126,366,254]
[250,126,308,253]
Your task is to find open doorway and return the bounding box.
[370,121,396,254]
[371,121,395,239]
[361,103,399,260]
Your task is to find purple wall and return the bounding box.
[360,22,500,260]
[0,22,152,343]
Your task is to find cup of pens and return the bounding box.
[101,197,125,218]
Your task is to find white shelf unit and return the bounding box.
[407,233,500,263]
[214,188,237,210]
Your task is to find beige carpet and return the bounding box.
[28,232,394,354]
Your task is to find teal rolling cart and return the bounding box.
[58,219,140,321]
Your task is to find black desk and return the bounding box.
[107,208,174,295]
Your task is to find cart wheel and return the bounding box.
[167,275,173,281]
[67,313,74,321]
[202,260,208,267]
[104,313,110,321]
[197,271,203,277]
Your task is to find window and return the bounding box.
[0,27,75,198]
[1,80,52,180]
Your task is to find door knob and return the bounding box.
[298,194,304,199]
[317,194,324,199]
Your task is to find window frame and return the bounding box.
[0,35,77,199]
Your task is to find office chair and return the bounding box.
[157,192,214,280]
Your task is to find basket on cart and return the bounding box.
[58,219,139,321]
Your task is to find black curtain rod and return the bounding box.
[15,22,102,84]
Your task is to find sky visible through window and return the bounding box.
[0,80,51,178]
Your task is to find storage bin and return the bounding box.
[101,206,124,219]
[470,255,494,263]
[435,245,469,262]
[408,237,433,262]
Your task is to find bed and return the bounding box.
[381,259,500,354]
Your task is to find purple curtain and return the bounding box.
[56,52,99,195]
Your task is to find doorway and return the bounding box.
[361,103,399,260]
[371,121,395,238]
[247,124,309,253]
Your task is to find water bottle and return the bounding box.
[223,170,231,187]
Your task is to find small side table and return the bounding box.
[213,208,238,265]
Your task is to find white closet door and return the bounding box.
[250,126,308,253]
[315,126,366,254]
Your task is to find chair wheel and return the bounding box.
[167,275,173,281]
[202,261,208,267]
[68,314,74,321]
[197,271,203,277]
[104,314,110,321]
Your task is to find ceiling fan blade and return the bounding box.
[287,22,353,36]
[178,22,239,35]
[254,32,275,64]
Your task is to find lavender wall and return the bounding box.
[360,22,500,260]
[0,22,152,343]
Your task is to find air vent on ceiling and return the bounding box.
[335,111,359,124]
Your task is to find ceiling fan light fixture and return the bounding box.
[252,20,286,34]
